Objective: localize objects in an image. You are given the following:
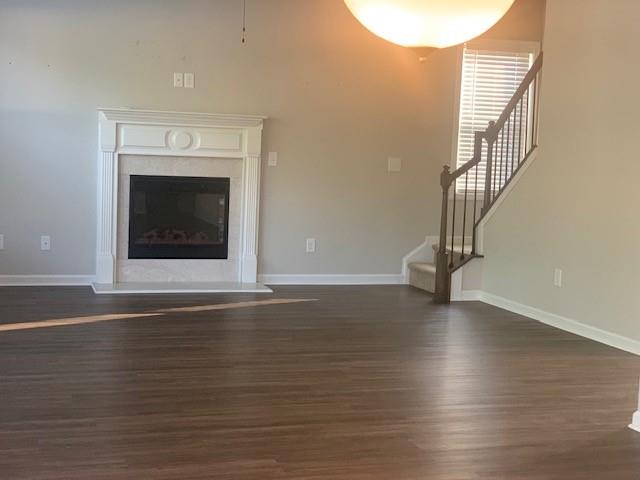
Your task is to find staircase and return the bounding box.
[409,53,544,303]
[408,240,474,294]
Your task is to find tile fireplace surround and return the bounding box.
[93,108,270,294]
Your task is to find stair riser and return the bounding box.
[409,269,435,294]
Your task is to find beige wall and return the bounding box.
[0,0,546,279]
[0,0,435,277]
[482,0,640,341]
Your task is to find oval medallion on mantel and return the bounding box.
[168,130,194,150]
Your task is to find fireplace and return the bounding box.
[96,109,265,288]
[128,175,230,260]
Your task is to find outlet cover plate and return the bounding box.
[388,157,402,173]
[41,235,51,251]
[173,72,184,88]
[306,238,316,253]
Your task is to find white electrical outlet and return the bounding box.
[0,234,4,250]
[173,72,184,88]
[41,235,51,251]
[184,72,195,89]
[268,152,278,167]
[388,157,402,172]
[554,268,563,287]
[306,238,316,253]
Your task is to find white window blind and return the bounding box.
[455,47,533,193]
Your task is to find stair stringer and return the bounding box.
[475,147,539,255]
[450,256,484,301]
[451,149,539,301]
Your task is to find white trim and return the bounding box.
[0,275,96,286]
[478,291,640,356]
[450,268,463,301]
[259,274,405,286]
[449,44,465,173]
[98,108,265,128]
[631,411,640,433]
[457,289,483,301]
[631,383,640,433]
[465,39,541,56]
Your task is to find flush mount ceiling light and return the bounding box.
[343,0,516,48]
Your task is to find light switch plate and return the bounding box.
[388,157,402,172]
[306,238,316,253]
[184,72,194,89]
[268,152,278,167]
[0,234,4,250]
[41,235,51,251]
[554,268,563,287]
[173,72,184,88]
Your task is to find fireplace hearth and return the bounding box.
[128,175,230,260]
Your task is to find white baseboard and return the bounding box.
[258,274,406,285]
[478,291,640,356]
[457,290,483,301]
[1,274,405,287]
[0,275,96,286]
[630,411,640,433]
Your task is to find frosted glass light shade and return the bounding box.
[344,0,517,48]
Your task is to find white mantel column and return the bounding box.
[96,113,117,284]
[631,379,640,433]
[240,125,262,283]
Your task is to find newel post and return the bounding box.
[434,165,452,304]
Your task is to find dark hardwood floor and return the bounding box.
[0,285,639,479]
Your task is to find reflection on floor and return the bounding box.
[0,312,163,332]
[158,298,317,313]
[0,298,317,332]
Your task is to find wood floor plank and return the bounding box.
[0,285,639,479]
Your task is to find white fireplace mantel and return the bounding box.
[95,108,265,287]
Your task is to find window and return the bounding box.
[454,43,536,193]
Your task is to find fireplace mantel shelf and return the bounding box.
[98,108,266,128]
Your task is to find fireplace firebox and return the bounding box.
[128,175,230,260]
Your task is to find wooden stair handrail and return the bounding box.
[487,53,543,142]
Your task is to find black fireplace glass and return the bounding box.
[128,175,230,259]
